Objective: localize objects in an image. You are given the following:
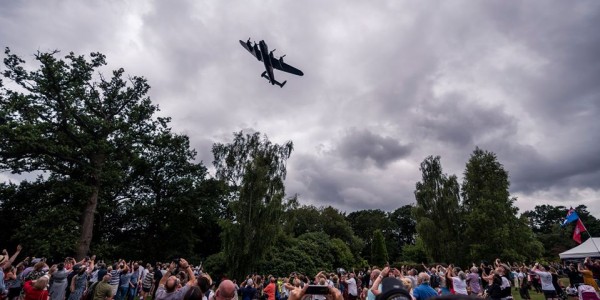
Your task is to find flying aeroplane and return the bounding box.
[239,38,304,88]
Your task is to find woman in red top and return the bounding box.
[263,277,276,300]
[23,276,49,300]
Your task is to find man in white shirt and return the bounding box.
[346,273,358,300]
[532,264,558,300]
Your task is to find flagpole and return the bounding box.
[585,230,600,256]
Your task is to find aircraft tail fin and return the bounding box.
[279,80,287,88]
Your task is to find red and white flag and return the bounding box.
[573,219,587,244]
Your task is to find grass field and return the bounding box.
[511,278,575,300]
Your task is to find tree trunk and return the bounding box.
[75,182,99,260]
[76,154,103,260]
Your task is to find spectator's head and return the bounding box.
[417,272,430,285]
[494,266,505,275]
[184,286,203,300]
[34,261,45,272]
[165,276,180,293]
[33,275,49,290]
[400,278,412,291]
[103,273,112,283]
[370,269,381,281]
[198,275,212,293]
[458,271,466,281]
[216,280,236,300]
[537,264,546,272]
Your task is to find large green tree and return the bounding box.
[0,49,169,258]
[413,156,462,263]
[388,205,417,261]
[212,131,293,278]
[371,229,389,266]
[461,148,542,262]
[110,131,210,261]
[347,209,392,261]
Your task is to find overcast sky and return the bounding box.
[1,0,599,216]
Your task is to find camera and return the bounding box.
[172,258,181,274]
[305,285,329,295]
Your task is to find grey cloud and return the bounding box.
[335,128,412,169]
[1,0,600,215]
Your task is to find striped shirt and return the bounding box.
[110,270,120,285]
[142,272,154,289]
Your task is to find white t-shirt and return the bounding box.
[534,271,554,291]
[347,278,357,296]
[452,277,468,295]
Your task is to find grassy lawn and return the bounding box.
[511,288,547,300]
[511,278,575,300]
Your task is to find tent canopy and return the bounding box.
[559,238,600,259]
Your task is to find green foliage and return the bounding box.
[0,179,79,260]
[284,205,322,236]
[0,48,172,258]
[413,156,462,264]
[213,131,293,279]
[204,252,228,277]
[388,205,416,261]
[111,131,210,262]
[461,148,541,262]
[347,209,391,261]
[371,229,388,266]
[400,237,428,263]
[330,238,355,269]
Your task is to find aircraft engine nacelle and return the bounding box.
[253,44,262,61]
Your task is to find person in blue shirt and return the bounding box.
[413,273,438,300]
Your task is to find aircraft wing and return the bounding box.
[271,59,304,76]
[239,40,262,61]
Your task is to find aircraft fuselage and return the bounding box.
[258,40,276,85]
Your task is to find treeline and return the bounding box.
[0,49,597,279]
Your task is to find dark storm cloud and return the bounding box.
[336,128,412,169]
[2,0,600,215]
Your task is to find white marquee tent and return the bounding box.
[559,237,600,259]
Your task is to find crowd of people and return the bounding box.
[1,244,600,300]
